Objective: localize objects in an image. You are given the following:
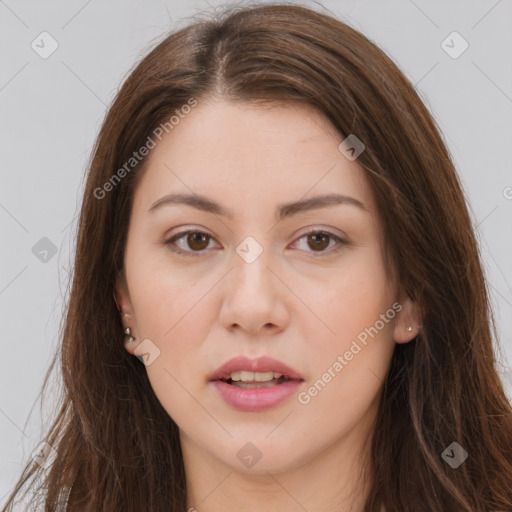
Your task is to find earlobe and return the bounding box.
[393,294,421,344]
[119,310,141,356]
[122,326,139,354]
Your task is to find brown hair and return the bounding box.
[3,3,512,511]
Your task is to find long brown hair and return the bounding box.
[3,3,512,511]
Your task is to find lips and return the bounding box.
[208,356,304,412]
[208,355,304,382]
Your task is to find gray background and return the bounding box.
[1,0,511,503]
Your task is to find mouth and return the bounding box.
[208,356,304,411]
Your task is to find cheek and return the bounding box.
[303,246,393,339]
[125,247,215,407]
[297,247,395,392]
[138,293,215,428]
[295,286,395,444]
[129,251,221,341]
[126,239,213,337]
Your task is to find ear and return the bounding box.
[393,293,421,344]
[114,272,140,355]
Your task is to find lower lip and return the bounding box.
[211,379,303,412]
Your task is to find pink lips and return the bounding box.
[208,356,304,412]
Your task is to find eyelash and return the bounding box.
[162,228,348,258]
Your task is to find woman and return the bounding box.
[3,3,512,511]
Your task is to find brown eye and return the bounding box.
[164,230,216,256]
[306,232,330,251]
[186,232,210,250]
[293,229,347,256]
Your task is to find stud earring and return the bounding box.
[407,326,413,332]
[124,327,136,344]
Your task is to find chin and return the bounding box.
[215,435,312,475]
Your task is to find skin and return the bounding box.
[115,97,419,512]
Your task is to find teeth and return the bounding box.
[229,371,283,382]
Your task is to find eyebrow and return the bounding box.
[147,192,368,221]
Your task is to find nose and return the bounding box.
[218,243,289,336]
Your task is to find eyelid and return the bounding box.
[294,225,347,240]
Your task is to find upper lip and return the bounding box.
[209,356,304,381]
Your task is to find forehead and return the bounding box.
[132,98,373,216]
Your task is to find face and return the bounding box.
[115,97,418,475]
